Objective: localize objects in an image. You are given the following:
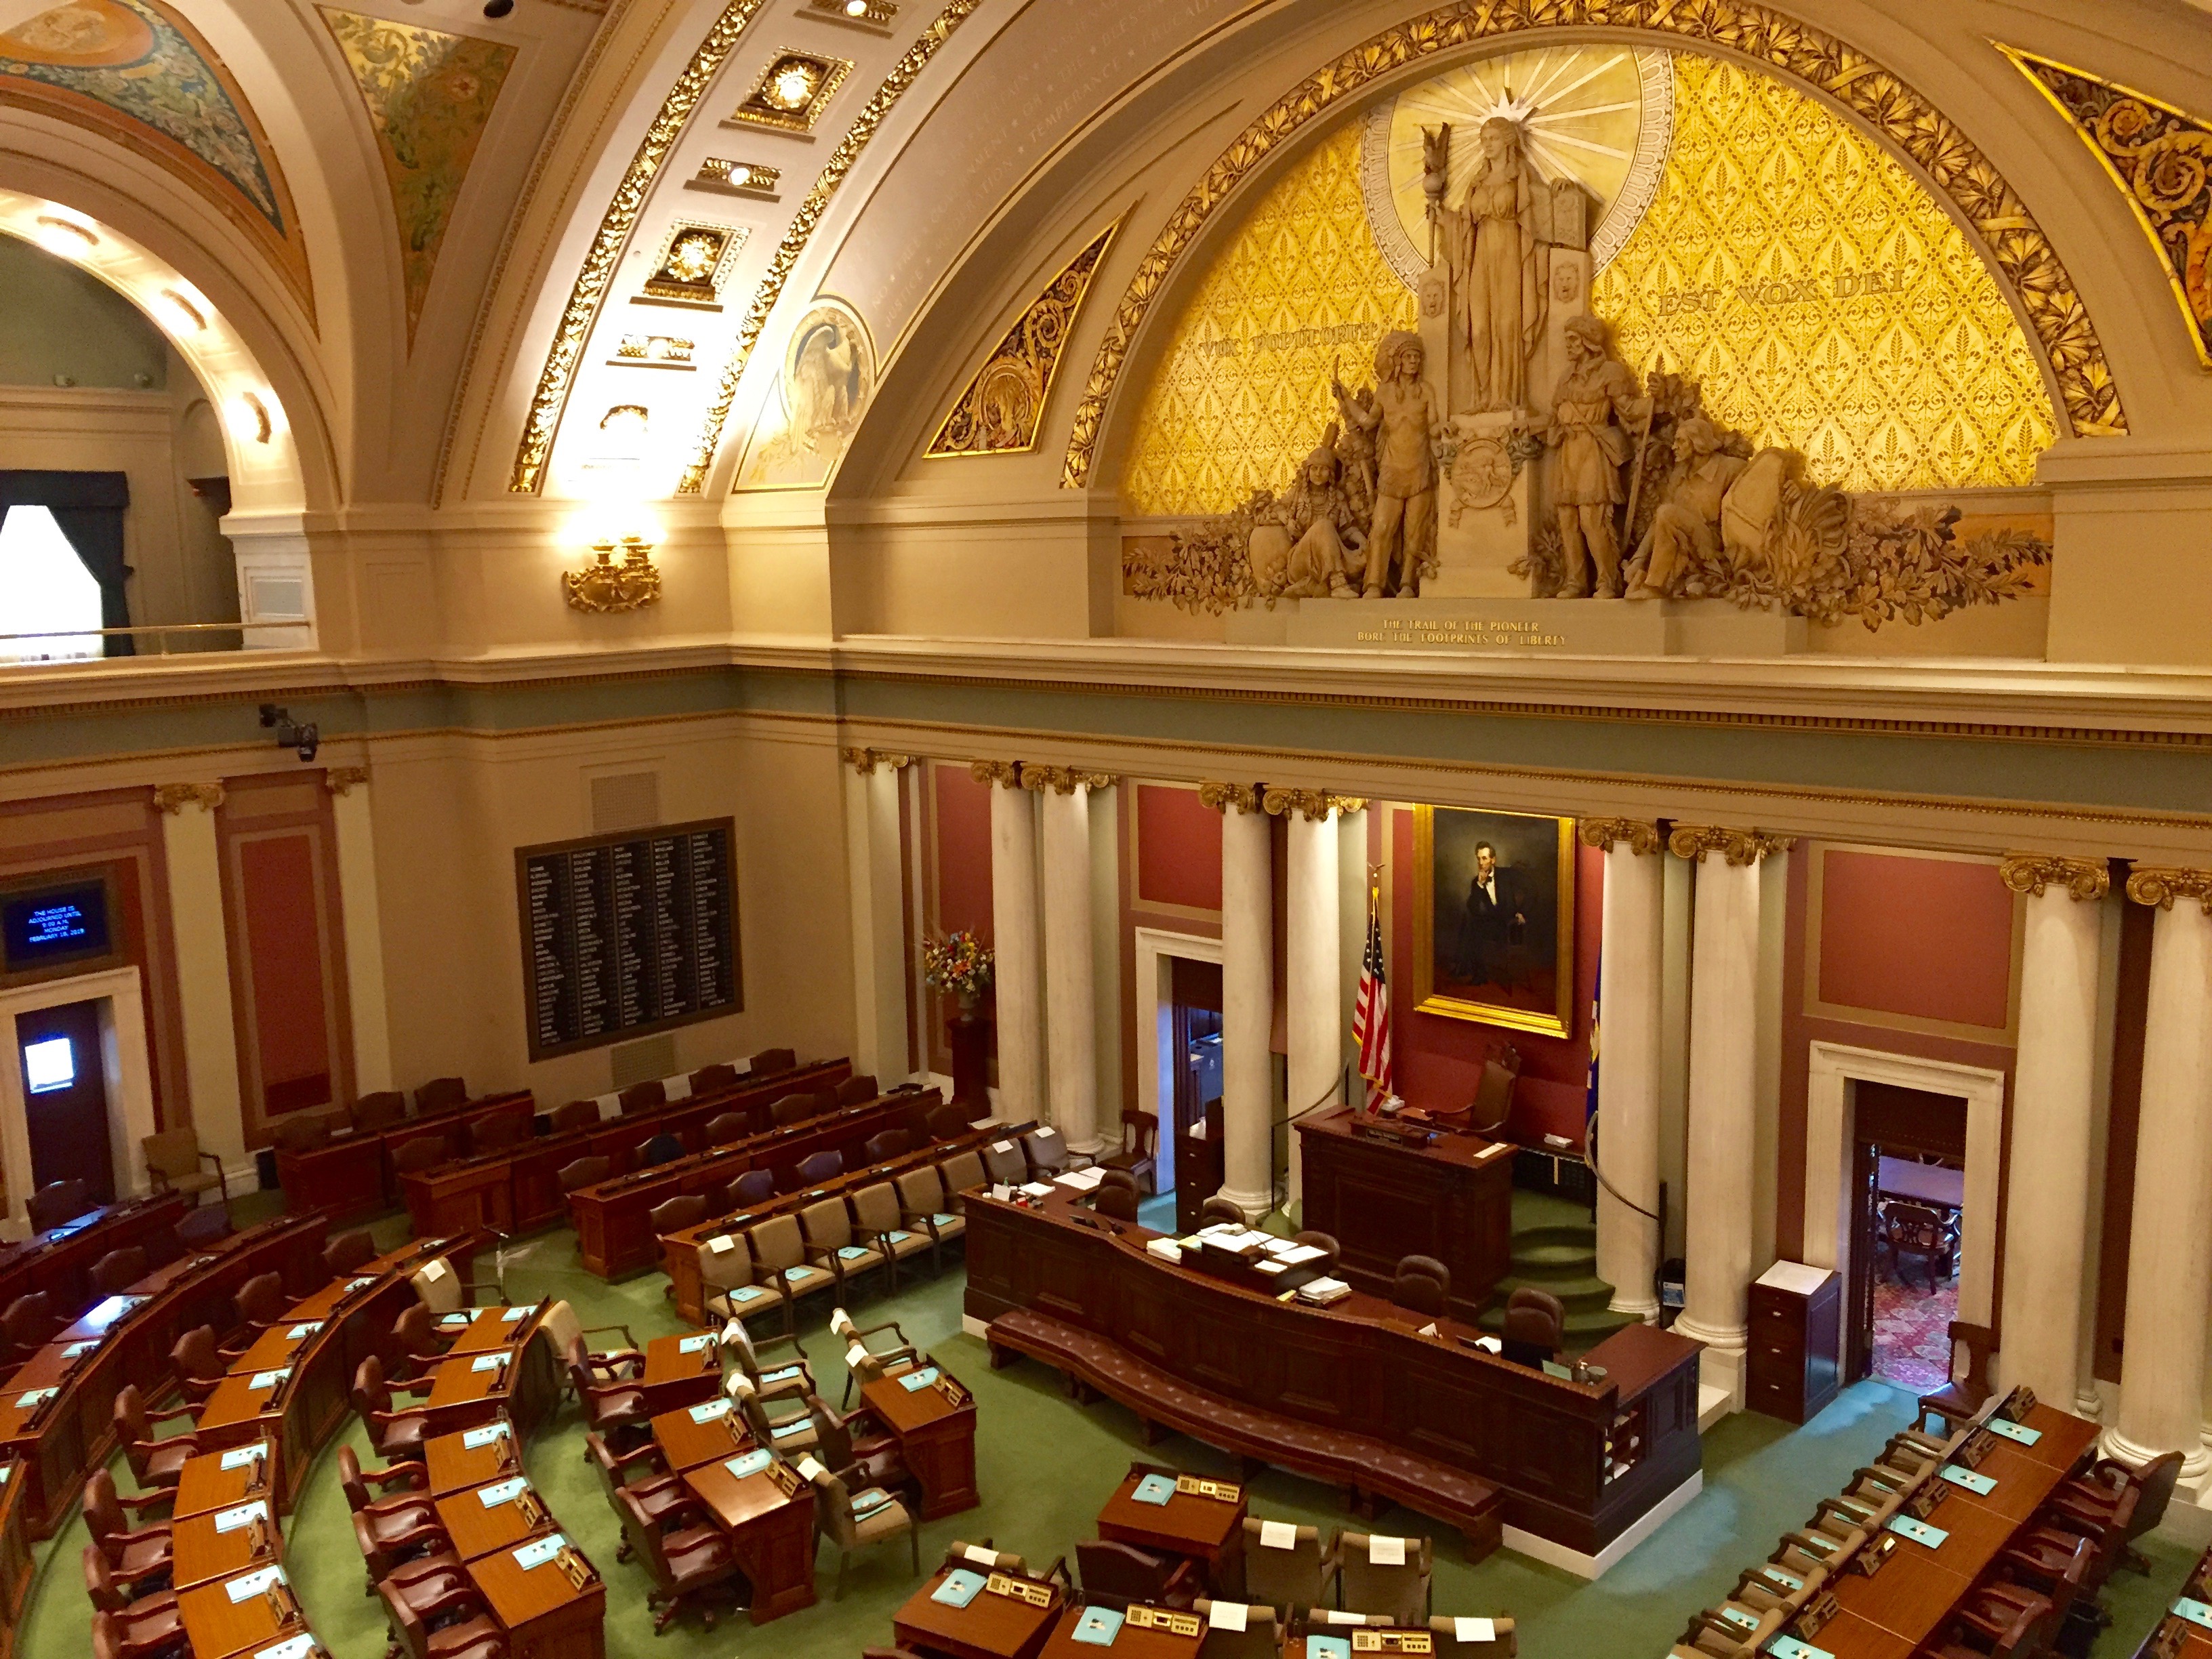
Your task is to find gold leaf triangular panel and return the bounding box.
[1999,44,2212,369]
[928,221,1119,457]
[321,9,516,344]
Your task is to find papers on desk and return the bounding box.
[678,1333,715,1354]
[1987,1418,2042,1446]
[1454,1620,1496,1643]
[512,1534,567,1571]
[470,1353,508,1374]
[214,1500,268,1533]
[1718,1605,1760,1631]
[1132,1473,1178,1506]
[503,1305,533,1323]
[13,1388,56,1410]
[347,1277,377,1294]
[796,1456,827,1482]
[1887,1515,1948,1550]
[964,1547,1002,1566]
[253,1637,317,1659]
[1057,1168,1106,1191]
[1471,1336,1503,1355]
[899,1367,943,1391]
[1258,1520,1297,1551]
[287,1322,323,1340]
[1764,1639,1834,1659]
[770,1420,812,1439]
[1307,1637,1352,1659]
[61,1340,96,1359]
[1071,1607,1125,1646]
[1938,1465,1996,1496]
[1019,1182,1054,1198]
[1317,1612,1368,1626]
[2174,1599,2212,1631]
[1145,1239,1184,1264]
[689,1399,733,1425]
[464,1422,510,1448]
[222,1443,270,1470]
[1208,1602,1248,1632]
[725,1449,772,1479]
[838,1246,873,1261]
[226,1565,286,1602]
[1763,1569,1804,1593]
[933,1568,987,1608]
[1296,1277,1352,1307]
[478,1477,528,1509]
[1253,1259,1287,1276]
[247,1370,289,1392]
[1275,1244,1326,1266]
[1753,1259,1834,1297]
[762,1364,802,1385]
[1368,1536,1406,1566]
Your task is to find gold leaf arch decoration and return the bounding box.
[1059,0,2127,491]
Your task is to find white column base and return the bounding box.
[1609,1293,1661,1322]
[1675,1316,1746,1423]
[1217,1185,1274,1221]
[1500,1471,1703,1580]
[2104,1422,2212,1487]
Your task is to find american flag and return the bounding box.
[1352,871,1393,1110]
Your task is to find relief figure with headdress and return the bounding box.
[1335,330,1443,596]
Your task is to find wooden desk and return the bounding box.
[276,1090,535,1224]
[0,1193,186,1334]
[226,1320,327,1376]
[0,1458,33,1659]
[1097,1469,1244,1592]
[1038,1605,1206,1659]
[651,1399,750,1471]
[419,1351,519,1439]
[638,1332,724,1416]
[173,1442,276,1519]
[425,1420,522,1496]
[438,1305,538,1356]
[1804,1609,1917,1659]
[894,1567,1065,1659]
[678,1456,816,1622]
[1877,1157,1964,1210]
[863,1367,979,1520]
[178,1565,305,1659]
[436,1477,557,1561]
[468,1540,607,1659]
[171,1500,280,1589]
[1296,1108,1515,1318]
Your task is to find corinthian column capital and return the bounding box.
[969,760,1022,789]
[1579,817,1662,856]
[1668,824,1795,867]
[154,782,225,815]
[2125,865,2212,913]
[1198,781,1264,815]
[1999,853,2110,902]
[1261,787,1366,822]
[1021,765,1114,795]
[842,747,914,776]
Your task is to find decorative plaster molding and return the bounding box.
[1998,852,2110,901]
[1578,817,1663,856]
[2125,865,2212,912]
[1667,824,1794,865]
[153,783,225,815]
[969,760,1022,787]
[1061,0,2125,488]
[841,746,913,775]
[1197,781,1264,815]
[323,766,371,796]
[1261,787,1365,821]
[1021,765,1115,794]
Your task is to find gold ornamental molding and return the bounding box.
[1059,0,2127,489]
[153,783,225,815]
[842,747,914,774]
[323,766,371,797]
[1197,781,1265,815]
[2125,866,2212,912]
[676,0,985,494]
[969,759,1022,787]
[1021,765,1115,794]
[1579,818,1664,856]
[507,0,773,493]
[1262,787,1367,821]
[1998,852,2110,902]
[1668,824,1795,865]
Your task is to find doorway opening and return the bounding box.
[1847,1080,1967,1389]
[1159,957,1223,1204]
[15,999,117,1202]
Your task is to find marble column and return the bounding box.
[974,762,1042,1122]
[323,767,394,1095]
[2107,867,2212,1476]
[153,783,249,1180]
[1583,819,1666,1322]
[1670,825,1792,1410]
[1205,783,1273,1216]
[842,749,914,1083]
[1031,766,1111,1154]
[1270,788,1360,1211]
[1995,853,2110,1407]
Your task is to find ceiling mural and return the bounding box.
[739,295,874,488]
[1118,49,2058,519]
[0,0,310,309]
[320,7,517,344]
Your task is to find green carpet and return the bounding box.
[33,1189,2204,1657]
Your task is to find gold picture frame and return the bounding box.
[1411,804,1576,1038]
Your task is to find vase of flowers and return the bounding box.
[922,931,994,1104]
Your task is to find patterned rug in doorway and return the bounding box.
[1871,1271,1957,1391]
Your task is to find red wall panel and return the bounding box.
[237,833,333,1113]
[1135,785,1223,912]
[1818,851,2013,1030]
[933,764,995,941]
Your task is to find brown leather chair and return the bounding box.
[792,1149,844,1189]
[352,1355,434,1462]
[835,1074,880,1107]
[91,1247,148,1297]
[2046,1448,2185,1580]
[392,1134,447,1176]
[550,1099,600,1135]
[1390,1255,1452,1318]
[689,1063,739,1094]
[113,1384,200,1490]
[1093,1184,1141,1223]
[620,1080,667,1115]
[1098,1111,1159,1193]
[567,1334,651,1448]
[1200,1194,1247,1228]
[223,1272,287,1353]
[771,1093,818,1127]
[1079,1537,1200,1609]
[26,1178,91,1232]
[469,1111,531,1154]
[1918,1321,1997,1433]
[750,1048,796,1076]
[390,1303,454,1380]
[1502,1286,1565,1368]
[651,1195,709,1236]
[351,1090,408,1132]
[170,1325,225,1406]
[377,1573,506,1659]
[704,1111,752,1146]
[617,1483,742,1631]
[558,1155,613,1193]
[94,1605,188,1659]
[175,1205,232,1248]
[2,1292,56,1364]
[85,1469,173,1589]
[270,1113,335,1153]
[634,1132,684,1168]
[82,1541,180,1621]
[337,1445,444,1586]
[925,1103,975,1140]
[722,1168,776,1213]
[863,1129,914,1163]
[413,1076,468,1115]
[325,1228,378,1278]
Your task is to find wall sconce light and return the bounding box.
[258,703,321,762]
[562,533,663,613]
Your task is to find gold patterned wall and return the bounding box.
[1119,51,2057,516]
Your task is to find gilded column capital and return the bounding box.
[323,766,370,797]
[1261,787,1364,822]
[1668,824,1795,866]
[1197,781,1264,815]
[153,783,225,815]
[969,760,1023,789]
[1998,853,2110,902]
[842,747,914,776]
[2125,866,2212,913]
[1021,765,1115,795]
[1579,818,1664,856]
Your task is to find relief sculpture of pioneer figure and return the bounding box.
[1335,332,1442,597]
[1544,316,1648,598]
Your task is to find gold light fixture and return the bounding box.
[732,50,851,131]
[562,534,663,613]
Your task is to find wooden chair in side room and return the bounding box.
[850,1183,931,1288]
[617,1484,742,1632]
[112,1385,201,1490]
[650,1195,708,1237]
[558,1155,612,1195]
[1241,1517,1335,1616]
[1201,1193,1247,1228]
[469,1111,531,1154]
[1917,1322,1998,1433]
[325,1228,378,1279]
[1078,1538,1200,1610]
[863,1130,913,1164]
[1094,1185,1141,1223]
[689,1063,739,1094]
[812,1464,920,1599]
[391,1134,448,1180]
[1879,1200,1956,1293]
[835,1074,880,1106]
[413,1076,468,1115]
[1501,1288,1564,1369]
[1429,1616,1517,1658]
[377,1575,506,1659]
[619,1080,666,1115]
[26,1178,92,1232]
[141,1128,229,1210]
[92,1247,148,1297]
[352,1355,435,1462]
[350,1090,408,1132]
[169,1325,224,1407]
[699,1233,794,1334]
[792,1149,845,1189]
[1391,1256,1452,1319]
[83,1470,174,1588]
[1337,1532,1433,1624]
[1097,1111,1159,1194]
[750,1048,797,1076]
[704,1111,751,1147]
[1191,1601,1282,1659]
[550,1100,600,1136]
[894,1166,964,1269]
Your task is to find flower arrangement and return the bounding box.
[922,930,994,1003]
